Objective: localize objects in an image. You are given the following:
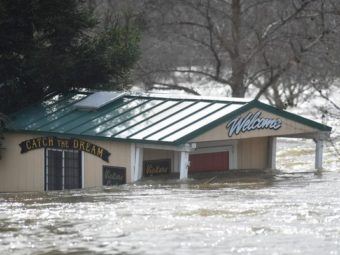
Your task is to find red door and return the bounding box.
[189,151,229,173]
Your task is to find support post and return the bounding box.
[179,151,189,180]
[133,146,143,182]
[268,137,277,170]
[315,139,324,170]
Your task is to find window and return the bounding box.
[45,149,82,191]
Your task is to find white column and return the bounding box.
[179,151,189,180]
[133,146,144,182]
[231,140,238,169]
[268,137,277,169]
[315,140,324,170]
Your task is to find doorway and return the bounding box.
[189,151,229,173]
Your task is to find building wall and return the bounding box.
[191,140,237,169]
[0,133,131,192]
[0,133,44,192]
[143,149,176,172]
[191,107,318,143]
[237,137,269,170]
[83,139,131,188]
[189,138,268,171]
[141,138,269,173]
[142,145,252,175]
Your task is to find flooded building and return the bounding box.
[0,91,332,192]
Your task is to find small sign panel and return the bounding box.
[226,111,282,137]
[102,166,126,186]
[19,136,110,162]
[143,159,171,177]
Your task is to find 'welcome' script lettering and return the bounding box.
[226,111,282,137]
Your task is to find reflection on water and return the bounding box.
[1,138,340,254]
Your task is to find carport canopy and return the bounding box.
[7,91,332,180]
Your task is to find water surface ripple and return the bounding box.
[1,171,340,255]
[1,136,340,255]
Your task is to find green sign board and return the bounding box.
[143,159,171,177]
[102,166,126,185]
[19,136,110,162]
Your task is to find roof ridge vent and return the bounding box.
[74,91,126,111]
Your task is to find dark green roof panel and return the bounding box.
[7,91,331,145]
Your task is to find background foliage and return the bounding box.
[87,0,340,109]
[1,0,340,114]
[0,0,140,114]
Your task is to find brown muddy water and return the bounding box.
[1,138,340,255]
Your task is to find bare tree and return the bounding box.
[136,0,340,106]
[87,0,340,107]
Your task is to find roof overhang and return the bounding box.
[180,100,332,144]
[6,92,332,146]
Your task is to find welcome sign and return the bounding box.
[226,111,282,137]
[19,136,110,162]
[143,159,171,177]
[102,166,126,185]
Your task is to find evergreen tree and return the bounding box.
[0,0,140,114]
[0,113,6,158]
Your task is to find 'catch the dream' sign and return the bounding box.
[226,111,282,137]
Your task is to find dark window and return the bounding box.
[64,151,82,189]
[46,150,63,190]
[45,149,82,191]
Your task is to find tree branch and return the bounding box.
[151,82,201,95]
[245,0,317,64]
[314,86,340,111]
[151,68,231,85]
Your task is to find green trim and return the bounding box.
[252,100,332,131]
[126,101,198,139]
[174,99,332,145]
[96,100,167,135]
[159,103,231,141]
[110,100,184,137]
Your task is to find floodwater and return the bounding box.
[1,138,340,255]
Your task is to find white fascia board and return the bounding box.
[136,143,195,152]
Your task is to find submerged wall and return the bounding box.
[0,131,271,192]
[143,149,177,173]
[237,137,269,170]
[0,133,44,192]
[142,137,270,174]
[0,133,131,192]
[83,139,131,188]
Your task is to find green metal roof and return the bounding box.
[7,91,332,145]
